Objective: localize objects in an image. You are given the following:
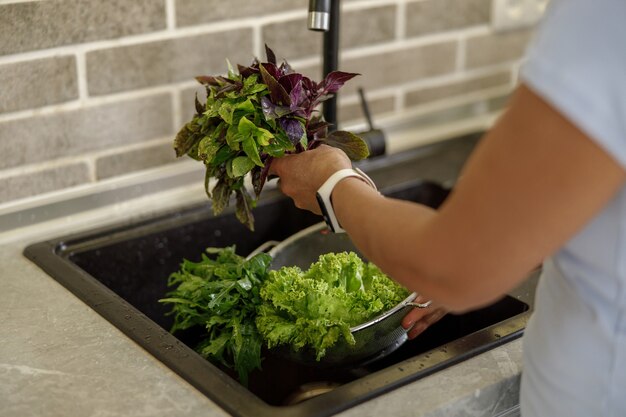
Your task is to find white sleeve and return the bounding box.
[520,0,626,168]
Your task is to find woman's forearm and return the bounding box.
[331,178,498,312]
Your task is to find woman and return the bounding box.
[269,0,626,415]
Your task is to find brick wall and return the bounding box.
[0,0,532,205]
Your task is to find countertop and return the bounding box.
[0,127,532,417]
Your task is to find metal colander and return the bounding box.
[250,222,430,367]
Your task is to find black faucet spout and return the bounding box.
[307,0,340,130]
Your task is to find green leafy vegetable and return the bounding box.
[159,247,272,386]
[160,248,408,384]
[256,252,409,360]
[173,45,370,231]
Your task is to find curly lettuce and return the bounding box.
[256,252,409,360]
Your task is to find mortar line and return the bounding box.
[75,50,89,102]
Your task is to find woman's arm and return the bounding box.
[271,84,626,312]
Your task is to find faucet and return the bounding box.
[307,0,340,130]
[307,0,386,156]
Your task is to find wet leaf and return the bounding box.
[320,130,370,160]
[278,118,305,145]
[260,96,293,121]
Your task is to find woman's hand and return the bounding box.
[402,297,447,339]
[269,145,352,214]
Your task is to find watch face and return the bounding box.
[316,192,336,233]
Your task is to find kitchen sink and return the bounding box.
[24,134,534,417]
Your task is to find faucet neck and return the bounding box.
[322,0,340,131]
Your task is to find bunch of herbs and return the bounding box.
[173,45,369,230]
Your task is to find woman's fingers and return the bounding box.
[402,303,448,340]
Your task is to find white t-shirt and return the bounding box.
[520,0,626,416]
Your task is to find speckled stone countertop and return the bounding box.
[0,132,531,417]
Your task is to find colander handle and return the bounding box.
[246,240,280,259]
[407,300,432,309]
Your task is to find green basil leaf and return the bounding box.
[231,156,255,177]
[238,115,257,137]
[242,136,263,167]
[218,101,236,124]
[198,136,221,162]
[236,98,255,113]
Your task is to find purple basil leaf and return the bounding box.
[264,44,277,65]
[251,160,272,198]
[260,62,279,79]
[260,97,293,120]
[194,93,205,115]
[278,118,305,145]
[215,82,242,98]
[320,71,360,94]
[238,64,259,78]
[278,73,302,94]
[195,75,222,86]
[289,81,303,108]
[259,64,291,106]
[306,118,330,140]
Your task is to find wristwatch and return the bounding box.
[315,167,378,233]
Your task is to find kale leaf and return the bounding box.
[159,246,272,386]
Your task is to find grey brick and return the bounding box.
[96,142,180,180]
[262,5,396,61]
[339,95,395,125]
[406,0,491,37]
[405,71,512,107]
[340,41,458,95]
[0,163,90,204]
[176,0,304,27]
[262,19,322,61]
[466,30,533,69]
[0,56,78,114]
[86,29,254,95]
[0,93,173,170]
[0,0,166,56]
[342,6,396,49]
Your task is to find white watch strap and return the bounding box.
[315,167,377,233]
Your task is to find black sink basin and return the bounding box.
[24,177,531,417]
